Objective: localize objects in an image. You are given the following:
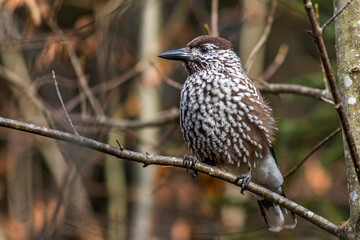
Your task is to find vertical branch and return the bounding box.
[303,0,360,185]
[131,0,162,239]
[314,4,330,91]
[52,71,79,136]
[211,0,219,36]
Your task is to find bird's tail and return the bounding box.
[257,194,297,232]
[251,149,297,232]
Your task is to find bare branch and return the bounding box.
[244,0,278,73]
[64,60,146,113]
[52,71,79,136]
[211,0,219,36]
[321,0,353,30]
[204,23,212,35]
[0,116,342,237]
[284,128,341,179]
[258,83,333,102]
[45,17,104,117]
[150,61,182,90]
[258,44,289,82]
[303,0,360,185]
[0,64,50,114]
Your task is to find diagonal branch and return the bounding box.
[284,128,341,179]
[150,61,182,90]
[257,44,289,82]
[52,71,79,136]
[303,0,360,185]
[64,59,146,113]
[0,116,342,237]
[244,0,278,73]
[321,0,353,30]
[45,18,104,117]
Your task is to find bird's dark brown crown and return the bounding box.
[186,35,233,50]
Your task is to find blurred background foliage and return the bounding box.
[0,0,348,239]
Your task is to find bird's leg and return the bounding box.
[234,167,252,195]
[183,155,198,179]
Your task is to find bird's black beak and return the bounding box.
[158,48,193,61]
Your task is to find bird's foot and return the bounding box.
[183,155,198,179]
[234,167,252,195]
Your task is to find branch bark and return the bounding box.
[0,116,342,237]
[259,83,333,102]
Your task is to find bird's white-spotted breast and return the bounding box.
[180,62,275,169]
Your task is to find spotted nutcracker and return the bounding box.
[158,35,296,232]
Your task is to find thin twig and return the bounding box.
[244,0,278,73]
[45,18,104,118]
[0,65,50,115]
[258,44,288,82]
[314,4,320,22]
[150,61,182,90]
[320,96,334,105]
[315,4,329,92]
[303,0,360,185]
[52,71,79,136]
[320,61,329,92]
[116,139,124,150]
[211,0,219,37]
[284,128,341,179]
[0,116,342,237]
[321,0,353,30]
[204,23,212,35]
[64,59,146,113]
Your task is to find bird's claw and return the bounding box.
[234,167,252,195]
[183,155,198,179]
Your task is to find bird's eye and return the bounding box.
[200,46,208,53]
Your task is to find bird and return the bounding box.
[158,35,296,232]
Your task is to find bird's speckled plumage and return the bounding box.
[159,35,296,232]
[180,37,275,169]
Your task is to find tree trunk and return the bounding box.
[131,0,162,239]
[334,0,360,239]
